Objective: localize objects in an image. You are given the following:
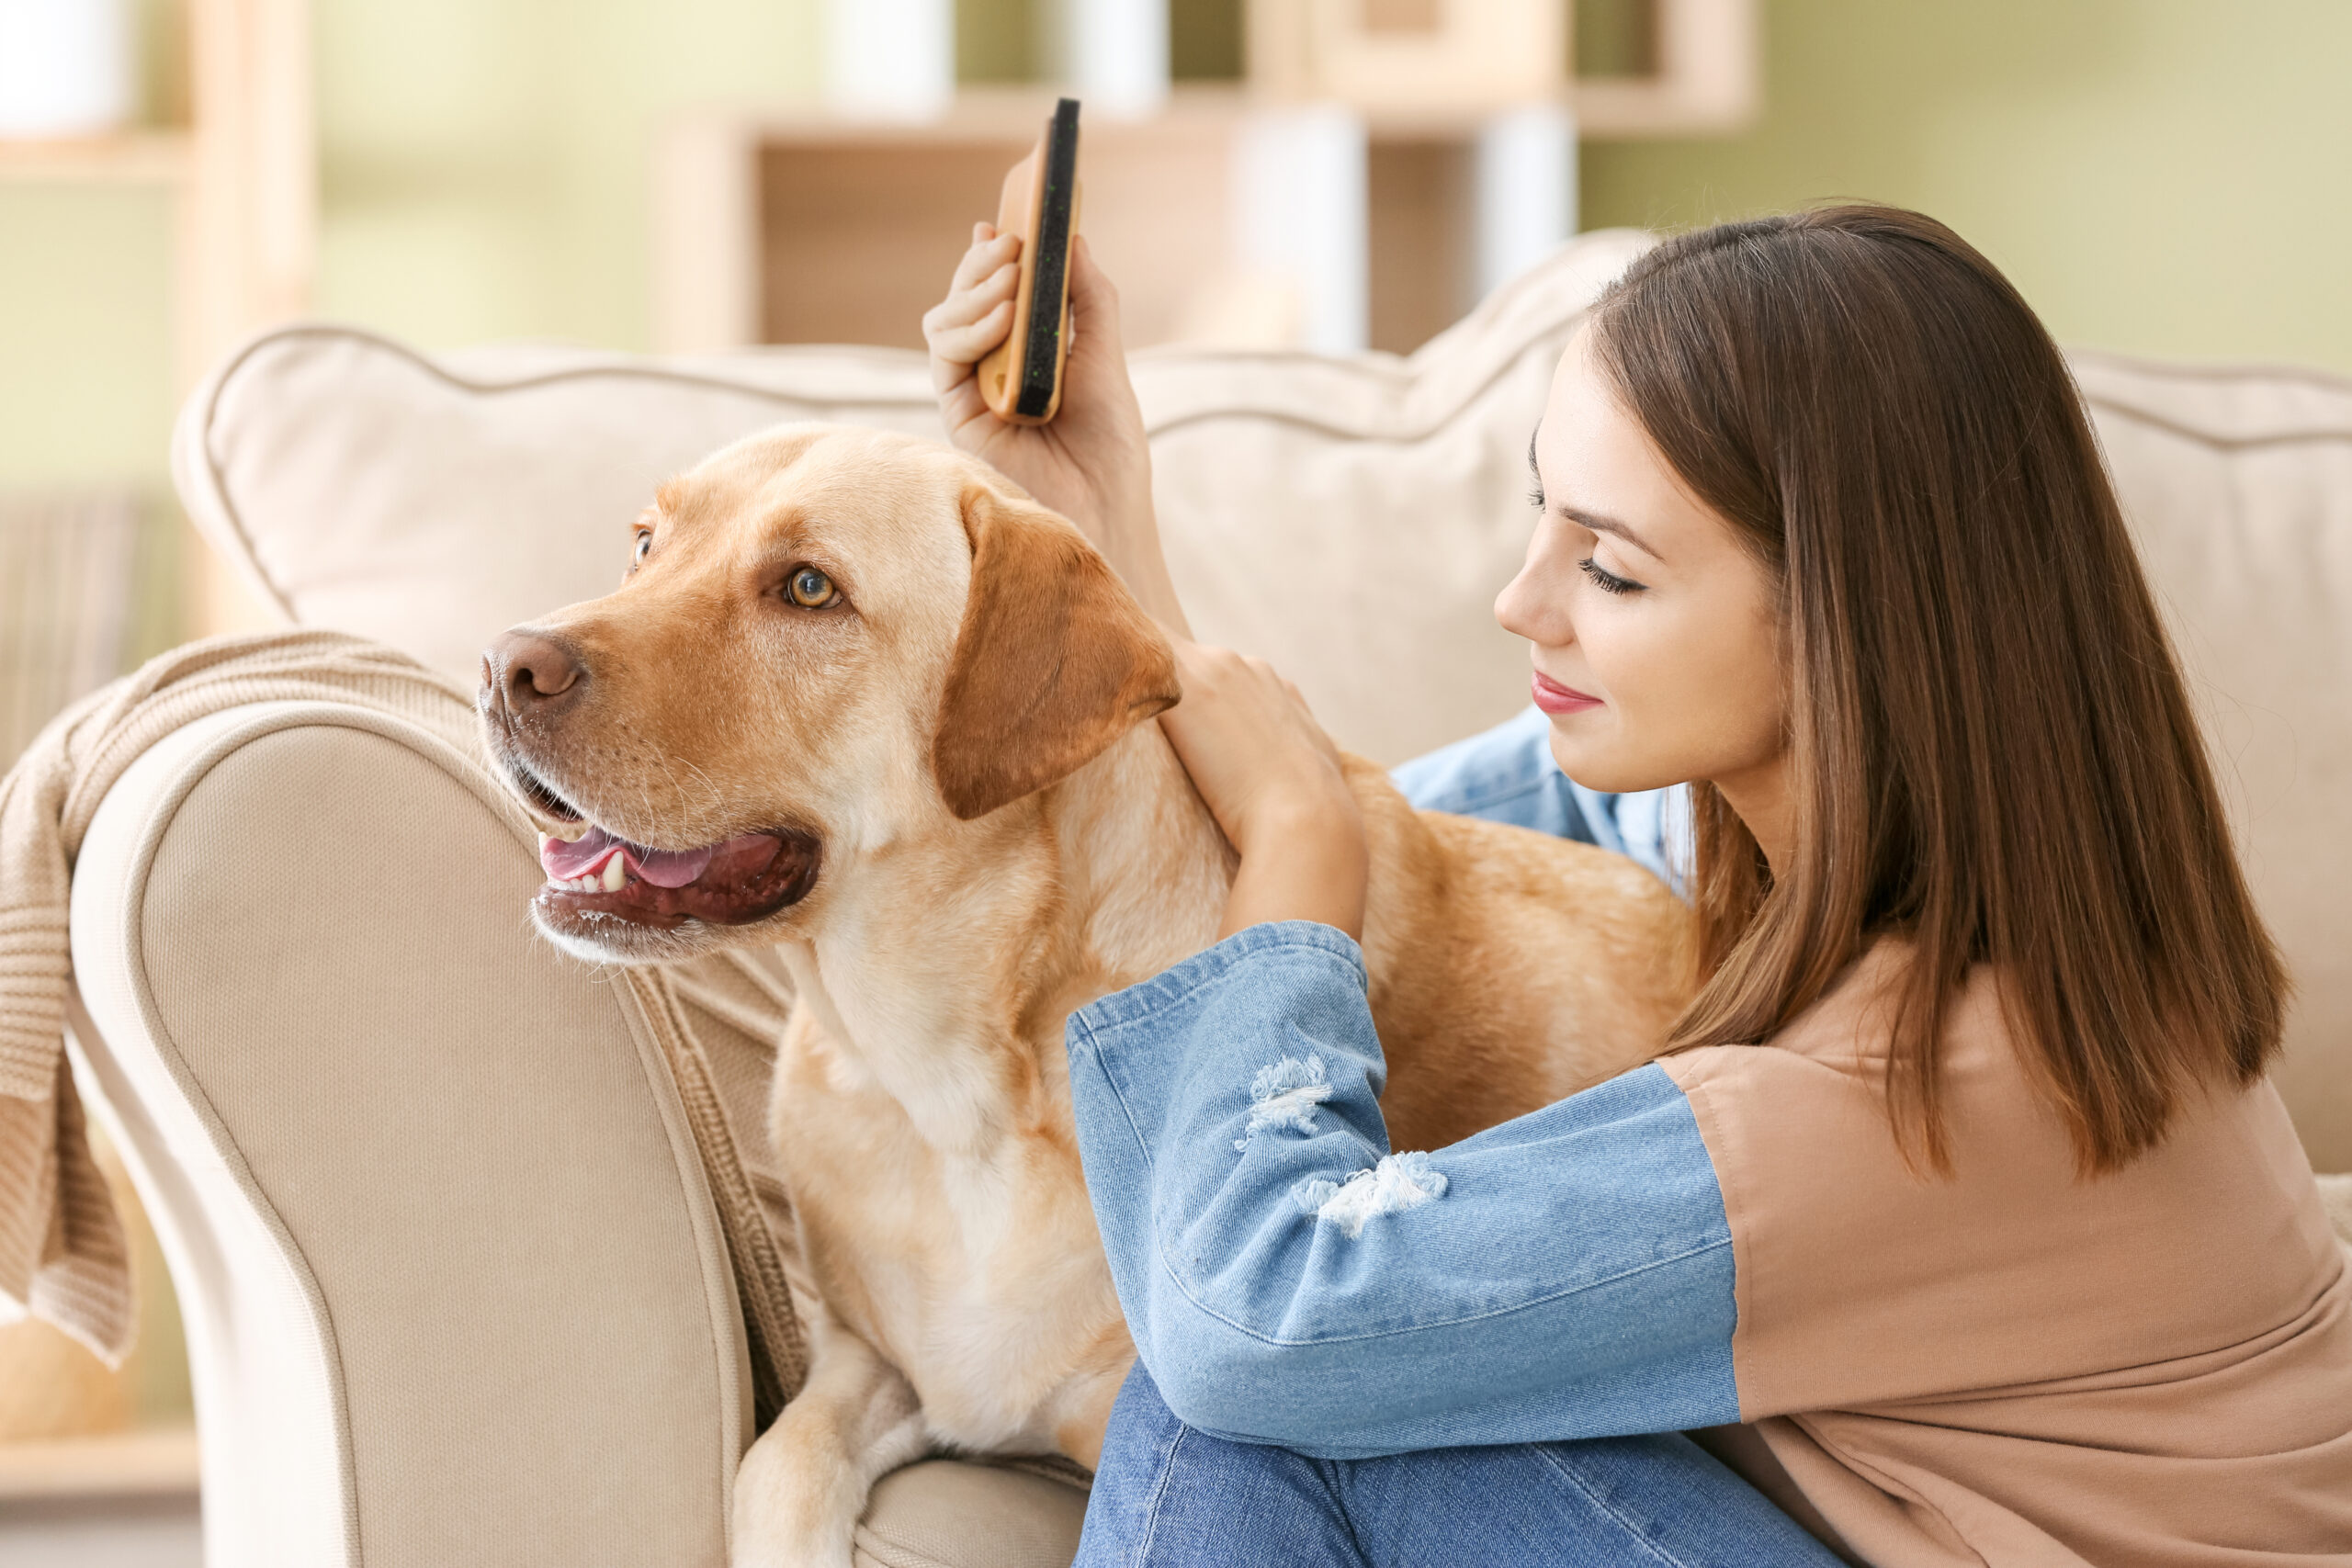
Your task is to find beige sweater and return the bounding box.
[1668,945,2352,1565]
[0,632,477,1361]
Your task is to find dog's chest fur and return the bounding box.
[768,993,1129,1453]
[763,731,1219,1455]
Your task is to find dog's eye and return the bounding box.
[786,567,839,608]
[633,531,653,565]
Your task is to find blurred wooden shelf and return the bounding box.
[0,131,194,186]
[0,0,313,401]
[658,85,1528,358]
[0,0,316,643]
[654,0,1759,362]
[0,1425,199,1501]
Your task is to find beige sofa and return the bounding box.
[61,230,2351,1567]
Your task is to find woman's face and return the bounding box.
[1497,332,1789,808]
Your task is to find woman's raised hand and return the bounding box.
[924,224,1189,634]
[1160,642,1368,942]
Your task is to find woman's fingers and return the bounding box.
[926,233,1019,372]
[925,252,1022,394]
[924,259,1017,342]
[926,300,1016,392]
[1162,643,1350,852]
[950,229,1019,293]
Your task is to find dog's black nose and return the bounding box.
[486,629,586,715]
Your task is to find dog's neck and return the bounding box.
[1044,719,1233,984]
[781,720,1229,1157]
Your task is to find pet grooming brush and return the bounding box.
[978,97,1081,425]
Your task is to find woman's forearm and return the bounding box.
[1063,922,1741,1458]
[1101,510,1192,638]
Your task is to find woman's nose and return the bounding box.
[1495,557,1575,647]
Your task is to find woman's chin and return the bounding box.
[1545,727,1664,796]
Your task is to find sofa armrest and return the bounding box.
[66,702,751,1568]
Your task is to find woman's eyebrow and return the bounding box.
[1529,426,1662,558]
[1561,506,1658,558]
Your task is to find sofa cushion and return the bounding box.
[854,1461,1087,1568]
[2067,353,2352,1169]
[171,231,2352,1171]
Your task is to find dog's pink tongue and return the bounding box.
[631,843,717,887]
[538,825,730,887]
[541,826,616,880]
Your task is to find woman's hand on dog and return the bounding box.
[1161,642,1368,942]
[926,224,1192,636]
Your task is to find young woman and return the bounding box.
[925,207,2352,1565]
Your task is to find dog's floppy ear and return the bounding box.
[933,479,1180,820]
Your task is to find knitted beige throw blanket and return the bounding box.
[0,631,477,1361]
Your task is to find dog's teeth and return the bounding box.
[602,857,628,892]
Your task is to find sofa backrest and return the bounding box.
[171,231,2352,1169]
[2066,353,2352,1168]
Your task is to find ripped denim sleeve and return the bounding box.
[1236,1052,1446,1234]
[1065,920,1740,1458]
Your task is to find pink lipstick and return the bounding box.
[1531,670,1603,716]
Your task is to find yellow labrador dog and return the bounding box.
[479,424,1693,1568]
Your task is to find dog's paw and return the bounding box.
[729,1427,860,1568]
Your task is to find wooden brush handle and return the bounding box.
[978,100,1081,425]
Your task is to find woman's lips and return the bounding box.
[1531,670,1603,716]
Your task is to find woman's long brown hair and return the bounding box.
[1587,206,2287,1174]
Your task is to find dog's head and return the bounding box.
[478,424,1180,964]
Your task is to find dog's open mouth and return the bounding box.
[536,822,820,930]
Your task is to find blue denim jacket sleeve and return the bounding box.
[1389,705,1691,896]
[1065,920,1739,1458]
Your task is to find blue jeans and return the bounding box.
[1075,1318,1840,1568]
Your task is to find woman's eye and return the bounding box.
[633,532,653,565]
[1578,557,1646,595]
[786,567,840,608]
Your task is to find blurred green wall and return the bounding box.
[314,0,819,348]
[1581,0,2352,374]
[0,185,180,493]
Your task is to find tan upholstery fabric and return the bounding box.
[0,632,478,1361]
[853,1461,1089,1568]
[2069,355,2352,1169]
[67,701,749,1565]
[620,959,809,1421]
